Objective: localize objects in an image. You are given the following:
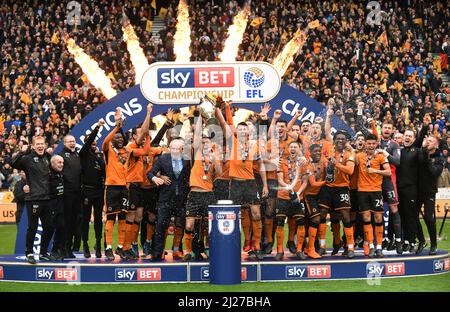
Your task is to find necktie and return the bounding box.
[174,159,181,179]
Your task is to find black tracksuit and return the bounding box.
[79,126,105,244]
[58,147,82,251]
[11,149,51,255]
[44,168,65,254]
[397,145,420,244]
[416,149,444,247]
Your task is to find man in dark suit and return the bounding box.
[148,138,191,261]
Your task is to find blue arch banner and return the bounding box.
[16,82,353,254]
[55,82,353,153]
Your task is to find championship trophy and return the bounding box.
[197,93,225,126]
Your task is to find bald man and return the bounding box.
[58,134,82,258]
[148,139,191,261]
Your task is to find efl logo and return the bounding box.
[0,266,3,279]
[115,268,161,281]
[36,268,78,281]
[158,67,234,88]
[200,267,247,281]
[141,61,280,105]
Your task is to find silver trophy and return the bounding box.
[198,94,223,126]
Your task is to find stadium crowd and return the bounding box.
[0,0,449,263]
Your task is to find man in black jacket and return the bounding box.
[397,129,422,253]
[58,135,82,258]
[79,120,106,258]
[45,155,65,261]
[148,138,191,261]
[416,135,444,255]
[11,136,52,264]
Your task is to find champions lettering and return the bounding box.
[76,98,143,150]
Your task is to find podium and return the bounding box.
[208,201,241,285]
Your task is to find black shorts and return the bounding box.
[318,185,351,211]
[358,191,384,214]
[128,184,158,214]
[229,179,259,207]
[213,179,230,201]
[276,198,305,218]
[267,179,278,199]
[382,178,399,206]
[105,185,128,215]
[350,189,359,213]
[304,194,321,218]
[185,191,216,218]
[128,184,143,211]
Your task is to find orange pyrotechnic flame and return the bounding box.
[66,37,118,99]
[218,5,250,62]
[174,0,191,62]
[272,30,308,77]
[122,20,150,83]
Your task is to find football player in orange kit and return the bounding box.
[102,108,129,261]
[275,140,308,260]
[303,144,327,259]
[183,115,222,261]
[215,103,269,260]
[122,104,153,259]
[317,123,356,258]
[356,133,392,258]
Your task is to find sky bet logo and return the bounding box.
[36,268,78,281]
[115,268,161,281]
[366,262,405,276]
[158,67,234,88]
[200,267,247,281]
[433,259,449,272]
[285,265,331,279]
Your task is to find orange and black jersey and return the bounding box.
[300,135,333,159]
[277,157,307,200]
[350,151,363,190]
[102,127,127,186]
[189,149,218,191]
[141,146,166,188]
[304,158,327,195]
[325,149,355,188]
[229,136,261,180]
[266,136,293,180]
[125,135,151,184]
[357,152,388,192]
[215,159,230,181]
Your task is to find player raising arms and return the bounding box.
[183,115,222,261]
[317,121,356,258]
[356,134,392,258]
[303,144,327,259]
[102,108,129,261]
[215,102,269,260]
[275,140,308,260]
[122,104,153,259]
[265,109,294,254]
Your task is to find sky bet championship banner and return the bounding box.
[15,61,353,254]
